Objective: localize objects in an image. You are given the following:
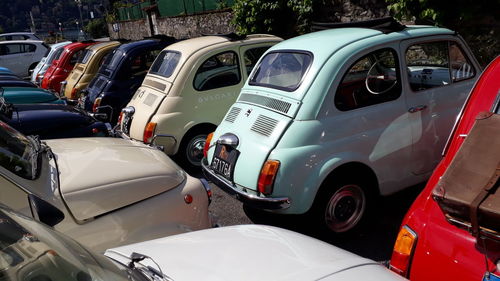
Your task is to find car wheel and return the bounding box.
[176,131,209,172]
[311,176,372,233]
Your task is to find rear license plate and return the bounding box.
[211,144,239,181]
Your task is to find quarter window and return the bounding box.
[449,42,475,82]
[406,41,475,91]
[335,48,401,111]
[194,51,241,91]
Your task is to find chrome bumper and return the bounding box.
[201,158,290,210]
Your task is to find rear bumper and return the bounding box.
[201,158,290,210]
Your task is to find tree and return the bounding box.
[84,18,109,39]
[231,0,313,38]
[386,0,499,66]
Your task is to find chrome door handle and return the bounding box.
[408,105,427,113]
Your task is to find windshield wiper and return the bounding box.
[128,252,173,281]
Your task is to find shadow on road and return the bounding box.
[243,183,425,261]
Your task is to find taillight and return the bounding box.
[117,111,124,124]
[389,225,418,277]
[143,122,157,143]
[71,88,78,99]
[203,132,214,157]
[92,97,102,112]
[257,160,280,195]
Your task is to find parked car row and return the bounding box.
[0,17,498,281]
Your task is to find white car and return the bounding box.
[0,32,41,41]
[0,206,406,281]
[0,120,212,252]
[30,41,71,85]
[0,40,48,77]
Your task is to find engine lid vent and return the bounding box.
[239,93,292,114]
[225,107,242,123]
[251,115,278,137]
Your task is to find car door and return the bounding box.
[400,37,478,175]
[326,46,413,194]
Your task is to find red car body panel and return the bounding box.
[390,56,500,281]
[41,41,96,92]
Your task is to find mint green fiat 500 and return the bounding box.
[202,18,481,233]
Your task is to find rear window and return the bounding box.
[149,50,180,78]
[249,51,312,92]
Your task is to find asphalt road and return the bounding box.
[195,169,425,262]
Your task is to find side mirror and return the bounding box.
[28,194,65,227]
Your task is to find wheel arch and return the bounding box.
[321,161,380,196]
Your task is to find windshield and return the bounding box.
[0,121,35,179]
[249,51,312,92]
[99,49,124,77]
[149,50,180,78]
[0,208,143,281]
[77,49,94,64]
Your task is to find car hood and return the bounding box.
[4,89,60,104]
[45,137,185,221]
[11,104,89,133]
[105,225,381,281]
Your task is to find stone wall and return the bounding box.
[108,10,234,40]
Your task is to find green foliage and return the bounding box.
[84,18,109,39]
[231,0,313,38]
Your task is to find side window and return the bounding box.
[406,42,450,91]
[194,51,241,91]
[128,53,152,78]
[335,48,401,111]
[5,44,22,55]
[23,44,36,53]
[69,49,85,66]
[449,42,475,82]
[243,47,270,75]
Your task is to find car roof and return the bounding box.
[0,40,45,44]
[87,41,120,51]
[0,32,37,36]
[117,39,169,52]
[268,25,454,61]
[166,34,282,56]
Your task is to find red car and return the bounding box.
[389,56,500,281]
[41,41,96,93]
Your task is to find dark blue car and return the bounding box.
[0,98,110,139]
[81,37,175,124]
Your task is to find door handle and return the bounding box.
[408,105,427,113]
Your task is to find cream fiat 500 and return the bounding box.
[0,121,212,252]
[118,34,282,169]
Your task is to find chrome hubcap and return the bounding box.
[324,184,365,233]
[186,135,206,166]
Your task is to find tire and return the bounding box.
[175,131,209,172]
[311,175,373,233]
